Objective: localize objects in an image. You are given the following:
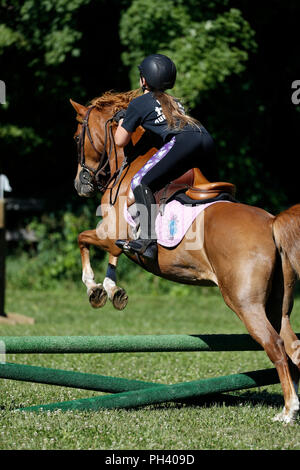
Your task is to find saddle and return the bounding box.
[154,167,236,206]
[126,167,236,210]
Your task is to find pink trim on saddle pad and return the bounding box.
[125,199,232,248]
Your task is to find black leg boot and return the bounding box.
[116,184,157,260]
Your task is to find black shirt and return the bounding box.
[121,92,188,143]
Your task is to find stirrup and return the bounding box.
[116,239,157,260]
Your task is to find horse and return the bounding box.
[70,89,300,424]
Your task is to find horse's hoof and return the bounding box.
[112,287,128,310]
[88,284,108,308]
[272,409,297,425]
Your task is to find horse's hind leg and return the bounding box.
[220,271,299,424]
[277,310,300,422]
[280,257,300,395]
[237,303,298,423]
[280,315,300,397]
[267,254,300,400]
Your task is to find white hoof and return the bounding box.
[273,407,298,425]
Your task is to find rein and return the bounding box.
[77,106,129,200]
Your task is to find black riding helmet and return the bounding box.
[138,54,176,91]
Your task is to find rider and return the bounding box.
[114,53,216,259]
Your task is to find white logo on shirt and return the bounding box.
[154,103,166,124]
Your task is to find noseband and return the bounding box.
[77,106,114,192]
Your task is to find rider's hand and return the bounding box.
[113,109,126,123]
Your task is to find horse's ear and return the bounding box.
[70,99,88,116]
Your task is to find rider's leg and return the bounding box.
[126,183,158,258]
[140,130,215,192]
[116,183,157,258]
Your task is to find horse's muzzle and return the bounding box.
[74,172,96,198]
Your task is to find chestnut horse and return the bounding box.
[70,90,300,424]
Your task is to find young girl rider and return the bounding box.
[114,53,216,259]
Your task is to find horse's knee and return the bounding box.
[271,336,288,364]
[290,339,300,368]
[231,301,287,363]
[78,230,92,248]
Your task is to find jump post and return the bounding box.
[0,196,6,319]
[1,333,299,412]
[0,177,35,325]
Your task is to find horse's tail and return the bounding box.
[272,203,300,277]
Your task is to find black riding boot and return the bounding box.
[116,184,157,259]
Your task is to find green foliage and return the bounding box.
[8,203,100,289]
[0,0,90,148]
[1,0,298,210]
[0,23,27,51]
[30,212,82,279]
[120,0,257,107]
[5,0,89,65]
[0,125,43,153]
[43,26,82,65]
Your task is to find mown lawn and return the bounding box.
[1,272,300,450]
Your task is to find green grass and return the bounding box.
[1,266,300,450]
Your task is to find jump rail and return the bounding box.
[1,333,299,412]
[0,333,277,353]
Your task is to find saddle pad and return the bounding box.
[125,199,231,248]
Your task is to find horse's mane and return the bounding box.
[90,89,141,111]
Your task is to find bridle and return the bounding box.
[76,105,127,197]
[76,105,111,192]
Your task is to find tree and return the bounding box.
[0,0,299,210]
[120,0,257,108]
[0,0,130,199]
[120,0,300,209]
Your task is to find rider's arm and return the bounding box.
[115,99,142,148]
[115,119,132,147]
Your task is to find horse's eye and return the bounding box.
[74,135,80,143]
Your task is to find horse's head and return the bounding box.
[70,99,114,198]
[70,90,146,198]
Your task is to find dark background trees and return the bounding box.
[1,0,299,212]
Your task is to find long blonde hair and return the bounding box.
[153,91,201,130]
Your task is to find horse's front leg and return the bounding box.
[78,229,108,308]
[103,254,128,310]
[78,229,128,310]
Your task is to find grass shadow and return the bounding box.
[148,390,284,411]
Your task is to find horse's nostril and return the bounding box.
[79,169,94,185]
